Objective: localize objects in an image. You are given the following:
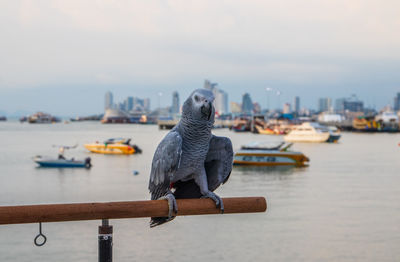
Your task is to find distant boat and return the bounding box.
[375,111,399,132]
[326,126,341,143]
[158,117,178,130]
[284,122,340,143]
[0,116,6,121]
[232,117,251,132]
[234,142,309,167]
[353,112,399,132]
[33,145,91,168]
[28,112,61,124]
[70,114,103,122]
[254,125,285,135]
[352,116,379,132]
[84,138,142,155]
[33,155,92,168]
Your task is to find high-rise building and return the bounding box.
[253,102,261,113]
[318,97,332,112]
[335,95,363,113]
[105,91,114,110]
[132,97,150,112]
[143,98,151,112]
[394,93,400,111]
[283,103,291,114]
[293,96,300,113]
[171,91,180,114]
[242,93,253,114]
[110,94,150,113]
[204,79,218,90]
[203,79,229,115]
[118,102,125,111]
[335,98,345,113]
[126,97,134,112]
[344,99,363,112]
[214,90,229,115]
[131,97,140,111]
[230,102,241,113]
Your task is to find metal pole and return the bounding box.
[99,219,112,262]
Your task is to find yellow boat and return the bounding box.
[84,138,142,155]
[254,125,283,135]
[233,142,309,167]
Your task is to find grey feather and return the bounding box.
[148,131,182,200]
[205,135,233,192]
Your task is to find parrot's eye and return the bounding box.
[194,95,200,102]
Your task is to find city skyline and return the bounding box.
[1,85,400,117]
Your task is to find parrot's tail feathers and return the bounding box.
[150,216,175,228]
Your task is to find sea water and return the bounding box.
[0,121,399,261]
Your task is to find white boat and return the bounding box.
[284,122,340,143]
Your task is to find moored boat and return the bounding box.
[254,125,284,135]
[233,142,309,167]
[33,155,91,168]
[33,144,92,168]
[326,126,341,143]
[284,122,340,143]
[28,112,61,124]
[84,138,142,155]
[231,117,251,132]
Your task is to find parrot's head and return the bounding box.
[183,89,215,122]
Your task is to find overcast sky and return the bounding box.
[1,0,400,116]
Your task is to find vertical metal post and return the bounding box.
[98,219,113,262]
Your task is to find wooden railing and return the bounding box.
[0,197,266,224]
[0,197,267,261]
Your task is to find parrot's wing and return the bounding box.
[205,135,233,192]
[149,131,182,200]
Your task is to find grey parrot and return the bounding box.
[148,88,233,227]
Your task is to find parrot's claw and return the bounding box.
[202,191,224,214]
[158,193,178,218]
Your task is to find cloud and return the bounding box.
[0,0,399,112]
[95,73,119,84]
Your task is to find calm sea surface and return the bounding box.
[0,121,400,262]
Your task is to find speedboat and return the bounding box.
[284,122,340,143]
[233,142,309,167]
[254,125,285,135]
[33,144,92,168]
[33,155,92,168]
[84,138,142,155]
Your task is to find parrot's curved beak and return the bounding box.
[201,102,213,120]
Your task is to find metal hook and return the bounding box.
[34,222,47,247]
